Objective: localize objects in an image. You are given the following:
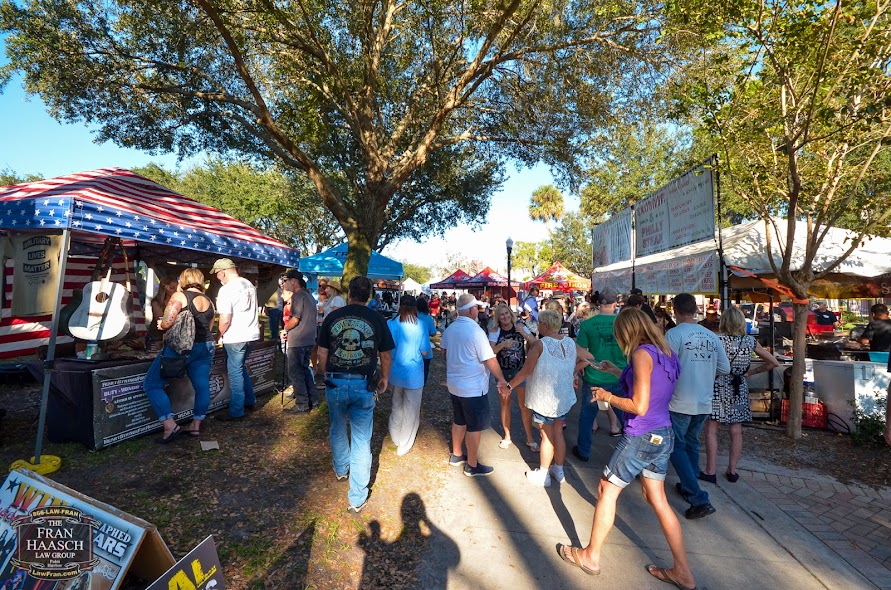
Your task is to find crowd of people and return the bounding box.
[145,265,891,584]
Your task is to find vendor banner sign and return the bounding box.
[635,165,716,258]
[633,252,719,295]
[0,469,174,590]
[592,209,632,267]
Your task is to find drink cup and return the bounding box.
[597,400,611,411]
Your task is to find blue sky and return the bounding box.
[1,70,579,277]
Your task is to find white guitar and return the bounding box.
[64,238,133,341]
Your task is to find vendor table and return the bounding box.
[27,340,281,450]
[811,359,889,433]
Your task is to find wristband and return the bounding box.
[608,394,613,405]
[507,383,513,391]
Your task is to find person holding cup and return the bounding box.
[558,307,696,590]
[503,310,599,486]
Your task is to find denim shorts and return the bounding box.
[531,410,567,425]
[603,426,674,488]
[450,394,491,432]
[502,369,526,389]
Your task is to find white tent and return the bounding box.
[402,277,422,293]
[593,218,891,295]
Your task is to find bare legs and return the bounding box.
[538,422,565,470]
[704,419,743,476]
[515,387,535,444]
[727,422,742,475]
[703,419,719,476]
[567,477,696,589]
[452,423,482,467]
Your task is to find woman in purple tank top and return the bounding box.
[558,308,697,590]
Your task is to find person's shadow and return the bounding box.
[358,493,459,589]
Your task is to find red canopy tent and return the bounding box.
[525,262,591,293]
[464,267,521,300]
[429,268,472,291]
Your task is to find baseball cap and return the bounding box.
[283,269,302,280]
[457,293,488,310]
[210,258,236,274]
[630,288,643,295]
[598,287,619,304]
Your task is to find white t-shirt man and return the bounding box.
[217,276,260,344]
[440,315,496,397]
[665,322,730,415]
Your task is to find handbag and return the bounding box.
[160,354,188,379]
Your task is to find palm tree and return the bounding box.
[529,185,565,258]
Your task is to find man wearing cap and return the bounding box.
[699,309,720,332]
[317,276,394,513]
[666,293,730,519]
[440,293,509,477]
[574,287,627,462]
[281,270,319,413]
[211,258,260,421]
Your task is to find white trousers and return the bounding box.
[389,386,424,455]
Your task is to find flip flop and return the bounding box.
[183,429,201,438]
[156,426,182,444]
[557,544,600,576]
[646,564,697,590]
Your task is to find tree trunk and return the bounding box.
[785,302,809,439]
[341,231,373,296]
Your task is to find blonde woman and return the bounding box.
[504,310,597,486]
[702,306,779,483]
[488,303,538,451]
[568,301,594,334]
[558,308,695,590]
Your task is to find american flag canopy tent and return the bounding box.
[0,168,300,266]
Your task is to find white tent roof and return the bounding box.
[402,277,422,293]
[593,218,891,294]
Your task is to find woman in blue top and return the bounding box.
[387,295,432,456]
[416,297,438,385]
[558,308,696,590]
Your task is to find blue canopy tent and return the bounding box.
[298,243,404,281]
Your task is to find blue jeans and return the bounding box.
[670,411,710,506]
[266,306,283,337]
[287,345,316,409]
[144,341,215,421]
[327,376,376,507]
[576,381,623,458]
[224,341,256,418]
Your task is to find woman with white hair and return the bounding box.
[504,309,597,486]
[701,305,779,483]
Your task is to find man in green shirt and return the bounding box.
[573,287,627,461]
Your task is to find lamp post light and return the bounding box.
[506,237,514,309]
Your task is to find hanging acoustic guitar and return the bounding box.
[63,238,133,341]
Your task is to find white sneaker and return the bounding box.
[499,438,513,449]
[549,464,566,483]
[525,468,552,487]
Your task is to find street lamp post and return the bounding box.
[506,237,514,310]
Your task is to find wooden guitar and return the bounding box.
[65,238,133,341]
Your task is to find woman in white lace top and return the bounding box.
[504,309,598,487]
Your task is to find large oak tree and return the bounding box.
[1,0,668,280]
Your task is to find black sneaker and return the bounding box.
[685,503,716,520]
[463,463,494,477]
[571,445,589,462]
[347,499,368,514]
[698,470,717,484]
[448,453,467,467]
[675,482,692,503]
[214,413,243,422]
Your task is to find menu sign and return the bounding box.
[635,166,716,257]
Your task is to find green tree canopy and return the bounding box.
[400,262,432,285]
[1,0,670,280]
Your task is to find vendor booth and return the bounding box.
[525,262,591,293]
[462,267,520,301]
[0,168,300,453]
[429,268,472,292]
[298,242,404,280]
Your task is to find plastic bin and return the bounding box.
[780,400,827,429]
[868,351,889,364]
